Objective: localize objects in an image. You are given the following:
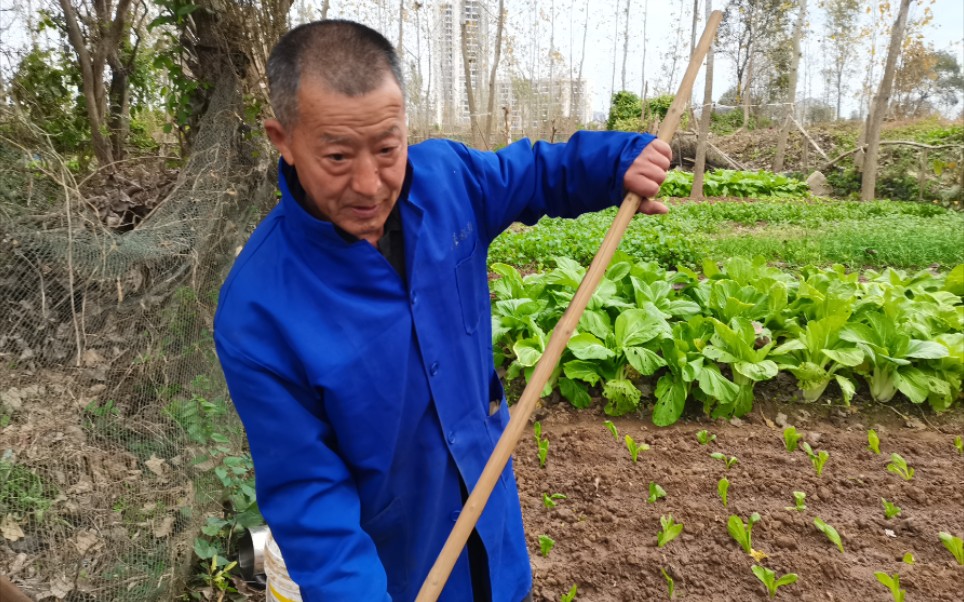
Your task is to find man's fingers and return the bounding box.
[636,198,668,215]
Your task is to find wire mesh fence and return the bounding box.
[0,71,276,601]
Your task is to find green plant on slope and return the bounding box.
[814,517,844,553]
[954,435,963,455]
[874,571,906,602]
[868,429,881,454]
[938,531,964,565]
[539,534,555,557]
[696,429,716,445]
[786,491,806,512]
[751,565,798,598]
[783,426,802,453]
[718,477,730,508]
[771,314,862,405]
[625,435,650,463]
[603,420,619,441]
[728,513,761,554]
[886,453,915,481]
[711,452,739,470]
[542,493,567,509]
[661,568,676,599]
[648,482,667,504]
[560,584,578,602]
[801,443,830,477]
[657,514,684,548]
[882,498,902,520]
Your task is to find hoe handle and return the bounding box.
[416,11,723,602]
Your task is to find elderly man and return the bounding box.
[214,19,671,602]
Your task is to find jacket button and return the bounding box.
[430,362,440,376]
[447,431,456,444]
[450,510,460,522]
[411,291,418,305]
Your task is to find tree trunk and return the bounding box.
[741,52,753,130]
[460,21,481,147]
[621,0,631,91]
[397,0,404,57]
[321,0,330,19]
[692,0,714,200]
[773,0,807,172]
[484,0,505,145]
[860,0,912,201]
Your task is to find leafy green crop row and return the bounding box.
[491,255,963,425]
[657,169,810,198]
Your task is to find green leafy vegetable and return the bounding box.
[542,493,567,510]
[560,584,578,602]
[661,568,676,600]
[886,453,915,481]
[534,422,549,468]
[814,517,844,553]
[868,429,881,455]
[902,552,915,564]
[539,534,555,557]
[881,498,902,520]
[786,491,806,512]
[603,420,619,442]
[647,482,667,504]
[938,531,964,565]
[751,565,798,598]
[954,435,963,455]
[718,477,730,508]
[874,571,906,602]
[625,435,650,463]
[728,512,761,554]
[783,426,802,453]
[657,514,684,548]
[711,451,739,470]
[696,429,716,445]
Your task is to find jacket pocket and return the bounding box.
[454,240,482,335]
[361,497,408,594]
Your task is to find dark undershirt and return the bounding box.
[281,162,496,601]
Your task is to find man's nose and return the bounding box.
[350,154,381,197]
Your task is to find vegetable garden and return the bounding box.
[492,187,964,601]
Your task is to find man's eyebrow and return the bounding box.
[375,126,402,141]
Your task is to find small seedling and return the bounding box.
[783,426,802,453]
[603,420,619,442]
[881,498,902,520]
[625,435,650,463]
[696,429,716,445]
[814,517,844,553]
[542,493,567,510]
[717,477,730,508]
[886,453,914,481]
[560,584,578,602]
[954,435,963,455]
[660,568,675,599]
[539,534,555,557]
[657,514,684,548]
[728,512,761,554]
[868,429,881,454]
[534,422,549,468]
[710,451,739,470]
[751,565,798,598]
[874,571,906,602]
[902,552,915,565]
[938,531,964,565]
[786,491,806,512]
[811,450,829,477]
[647,482,667,504]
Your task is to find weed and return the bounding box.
[539,534,556,557]
[814,517,844,553]
[751,565,798,598]
[0,459,56,522]
[657,514,684,548]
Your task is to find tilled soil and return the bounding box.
[514,399,964,601]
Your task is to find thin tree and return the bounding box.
[484,0,505,143]
[820,0,860,119]
[621,0,631,91]
[773,0,807,172]
[692,0,715,200]
[460,20,481,147]
[861,0,912,200]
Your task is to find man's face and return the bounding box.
[266,75,408,246]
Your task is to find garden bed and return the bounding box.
[514,396,964,601]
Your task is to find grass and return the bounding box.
[489,198,963,270]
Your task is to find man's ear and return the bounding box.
[264,118,294,165]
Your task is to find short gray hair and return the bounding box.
[267,20,405,126]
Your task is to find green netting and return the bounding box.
[0,71,275,601]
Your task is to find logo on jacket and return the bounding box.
[452,222,474,248]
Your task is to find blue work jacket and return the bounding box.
[214,131,654,602]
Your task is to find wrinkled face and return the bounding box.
[265,75,408,246]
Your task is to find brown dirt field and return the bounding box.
[514,397,964,602]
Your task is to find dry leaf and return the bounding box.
[145,455,169,480]
[74,529,102,554]
[1,515,25,542]
[749,548,768,562]
[153,516,175,539]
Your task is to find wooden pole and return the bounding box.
[415,11,723,602]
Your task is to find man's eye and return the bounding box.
[379,146,397,156]
[327,153,346,162]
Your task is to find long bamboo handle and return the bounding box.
[415,11,722,601]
